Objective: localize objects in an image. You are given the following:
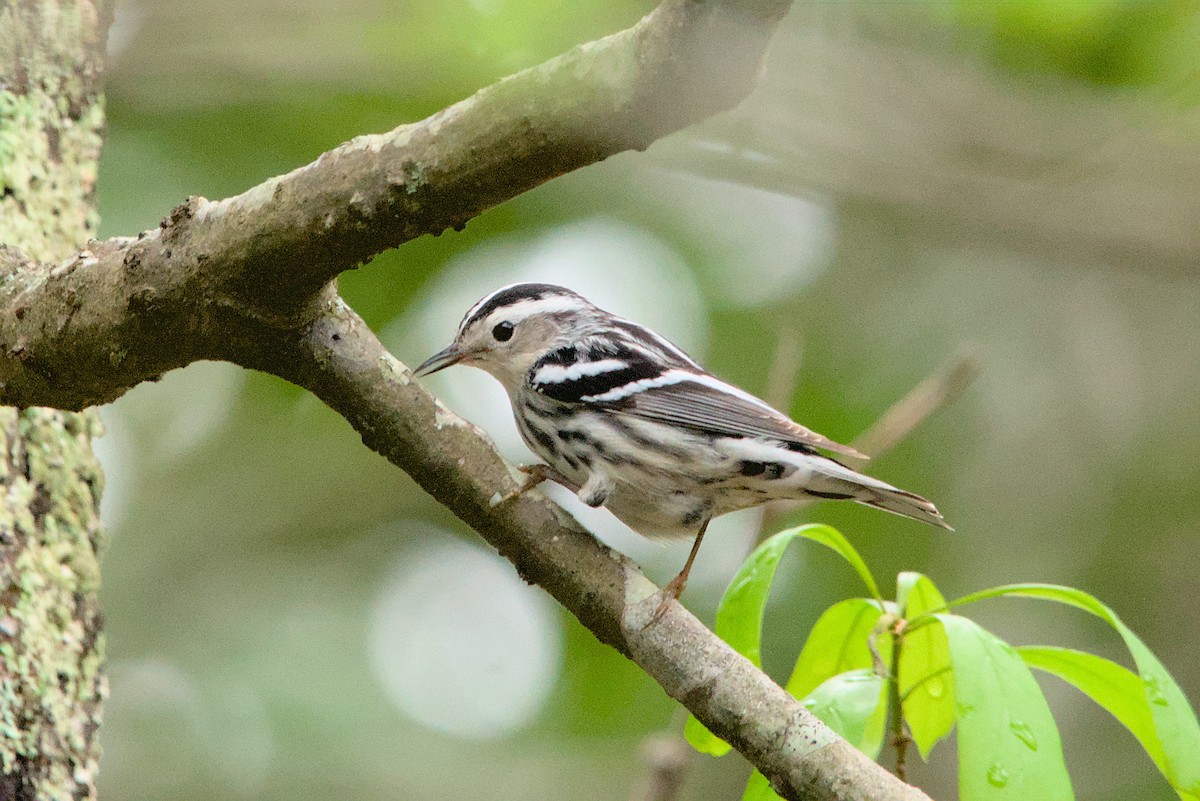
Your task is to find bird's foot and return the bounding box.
[647,573,688,626]
[492,464,564,507]
[644,521,708,628]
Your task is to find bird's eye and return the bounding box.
[492,321,515,342]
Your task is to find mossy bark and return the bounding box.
[0,1,111,799]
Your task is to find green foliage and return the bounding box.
[800,669,889,759]
[685,525,884,757]
[935,614,1073,799]
[1019,647,1178,789]
[935,0,1196,89]
[895,573,955,758]
[784,598,890,702]
[690,525,1200,801]
[940,584,1200,800]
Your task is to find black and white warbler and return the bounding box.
[417,283,949,610]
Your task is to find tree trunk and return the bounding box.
[0,1,111,798]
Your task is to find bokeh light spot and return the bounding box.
[368,532,562,739]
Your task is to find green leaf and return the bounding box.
[686,524,881,757]
[801,669,889,757]
[684,709,731,757]
[940,584,1200,798]
[741,769,778,801]
[1019,647,1178,789]
[896,572,956,759]
[777,523,883,602]
[783,598,886,700]
[895,570,925,612]
[937,614,1074,801]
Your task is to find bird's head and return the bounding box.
[415,282,596,390]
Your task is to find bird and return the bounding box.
[416,282,949,617]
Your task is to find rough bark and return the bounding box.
[0,1,932,799]
[0,1,111,799]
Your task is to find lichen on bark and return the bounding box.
[0,0,107,264]
[0,1,111,799]
[0,409,106,801]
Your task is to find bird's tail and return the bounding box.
[805,458,952,530]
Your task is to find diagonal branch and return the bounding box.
[265,301,931,801]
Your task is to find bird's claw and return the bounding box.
[493,464,557,507]
[646,574,687,627]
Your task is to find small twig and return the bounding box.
[867,613,897,679]
[869,614,912,778]
[887,617,912,782]
[758,345,978,536]
[843,346,980,469]
[628,732,694,801]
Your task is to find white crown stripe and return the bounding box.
[459,283,580,334]
[460,282,519,332]
[502,295,585,321]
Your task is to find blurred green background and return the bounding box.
[92,1,1200,799]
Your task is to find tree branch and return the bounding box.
[0,1,935,798]
[1,0,793,410]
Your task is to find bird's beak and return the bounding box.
[414,343,467,377]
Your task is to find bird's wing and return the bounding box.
[605,370,866,459]
[528,340,865,459]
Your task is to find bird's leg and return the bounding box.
[651,518,711,623]
[493,463,572,507]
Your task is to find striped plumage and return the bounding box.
[417,283,948,606]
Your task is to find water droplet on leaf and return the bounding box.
[1010,720,1038,750]
[1143,675,1169,706]
[987,764,1010,788]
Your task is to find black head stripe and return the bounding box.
[460,283,580,332]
